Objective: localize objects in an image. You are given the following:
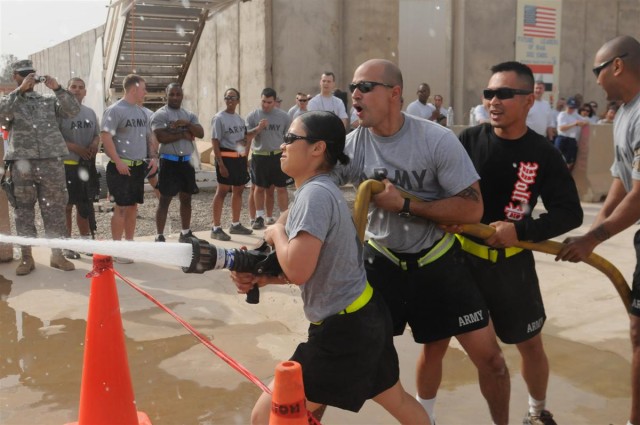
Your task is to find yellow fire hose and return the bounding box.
[353,179,632,312]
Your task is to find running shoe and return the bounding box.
[523,410,557,425]
[229,223,253,235]
[211,228,231,241]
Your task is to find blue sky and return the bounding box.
[0,0,109,59]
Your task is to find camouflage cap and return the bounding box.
[11,59,35,73]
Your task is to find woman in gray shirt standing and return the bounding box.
[231,111,430,424]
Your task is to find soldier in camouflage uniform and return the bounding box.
[0,59,80,275]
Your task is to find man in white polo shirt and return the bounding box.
[308,71,349,129]
[526,80,554,140]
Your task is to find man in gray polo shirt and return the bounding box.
[151,83,204,243]
[58,77,100,259]
[246,87,292,230]
[101,74,157,263]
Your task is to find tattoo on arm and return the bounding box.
[455,186,480,202]
[592,224,611,242]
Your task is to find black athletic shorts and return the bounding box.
[629,229,640,317]
[65,164,91,205]
[157,158,198,197]
[215,151,249,187]
[290,292,399,412]
[363,238,489,343]
[554,135,578,165]
[251,153,292,188]
[106,161,146,206]
[465,250,546,344]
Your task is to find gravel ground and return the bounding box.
[8,183,358,240]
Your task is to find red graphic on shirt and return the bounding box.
[504,162,539,221]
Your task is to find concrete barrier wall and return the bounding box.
[30,26,104,94]
[26,0,625,185]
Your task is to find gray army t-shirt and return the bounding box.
[286,174,366,323]
[151,105,199,156]
[211,110,247,153]
[612,92,640,192]
[246,108,291,152]
[101,99,150,160]
[58,104,99,162]
[333,112,479,253]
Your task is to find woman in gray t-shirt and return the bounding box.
[231,111,430,424]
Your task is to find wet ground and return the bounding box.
[0,202,634,424]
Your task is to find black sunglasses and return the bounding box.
[348,81,394,94]
[592,53,628,78]
[283,133,330,145]
[224,96,238,101]
[483,88,533,100]
[17,70,34,78]
[297,98,308,102]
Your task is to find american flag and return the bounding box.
[523,5,557,38]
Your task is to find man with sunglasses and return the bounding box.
[556,35,640,425]
[457,61,582,425]
[287,92,310,120]
[0,59,80,275]
[333,59,510,425]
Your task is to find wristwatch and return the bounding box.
[398,198,411,218]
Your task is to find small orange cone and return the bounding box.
[66,255,151,425]
[269,361,308,425]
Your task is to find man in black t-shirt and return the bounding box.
[455,61,583,425]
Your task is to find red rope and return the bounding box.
[109,268,322,424]
[112,268,271,393]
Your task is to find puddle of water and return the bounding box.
[0,267,632,425]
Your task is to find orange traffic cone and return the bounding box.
[66,255,151,425]
[269,361,308,425]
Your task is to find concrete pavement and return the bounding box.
[0,201,634,424]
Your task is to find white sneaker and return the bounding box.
[114,257,134,264]
[265,217,276,225]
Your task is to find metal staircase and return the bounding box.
[103,0,235,110]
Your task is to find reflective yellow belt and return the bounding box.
[252,149,282,156]
[367,233,455,271]
[111,158,144,167]
[63,160,78,165]
[311,281,374,325]
[455,234,523,263]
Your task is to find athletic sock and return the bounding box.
[528,395,545,416]
[232,222,240,226]
[416,395,436,425]
[256,209,265,218]
[181,229,190,235]
[212,226,221,231]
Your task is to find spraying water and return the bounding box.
[0,235,193,268]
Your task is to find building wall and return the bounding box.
[30,26,104,94]
[28,0,638,153]
[399,0,452,111]
[446,0,640,124]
